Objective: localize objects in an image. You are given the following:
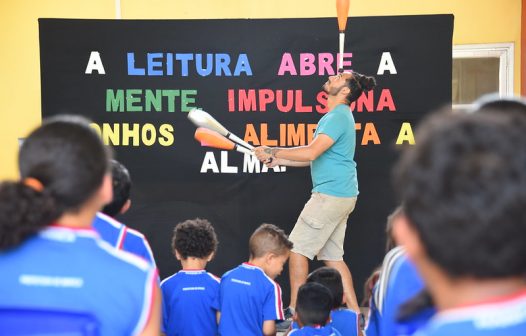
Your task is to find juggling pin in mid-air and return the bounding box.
[336,0,350,73]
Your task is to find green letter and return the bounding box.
[181,90,197,112]
[126,89,143,112]
[106,89,124,112]
[145,90,162,112]
[162,90,180,112]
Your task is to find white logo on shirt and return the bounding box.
[231,278,251,286]
[19,274,84,288]
[182,287,206,291]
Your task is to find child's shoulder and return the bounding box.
[221,264,278,290]
[221,264,242,279]
[332,307,358,318]
[222,263,266,279]
[205,271,221,284]
[160,271,181,287]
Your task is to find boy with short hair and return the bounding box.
[288,282,342,336]
[219,223,293,336]
[161,218,220,336]
[307,267,359,336]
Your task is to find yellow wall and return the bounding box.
[0,0,521,179]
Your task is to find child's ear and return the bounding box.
[175,250,182,261]
[207,252,215,262]
[266,252,276,264]
[119,199,131,214]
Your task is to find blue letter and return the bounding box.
[166,53,173,76]
[234,54,252,76]
[147,53,163,76]
[196,54,213,76]
[175,54,193,77]
[215,54,231,76]
[127,52,145,76]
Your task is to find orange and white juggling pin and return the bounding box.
[336,0,350,73]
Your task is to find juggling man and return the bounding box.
[255,71,376,324]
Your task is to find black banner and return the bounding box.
[39,15,453,301]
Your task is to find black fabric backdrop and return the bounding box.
[39,15,453,303]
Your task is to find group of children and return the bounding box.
[160,218,360,336]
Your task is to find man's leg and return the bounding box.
[287,193,331,310]
[316,195,359,311]
[288,251,309,309]
[324,259,360,312]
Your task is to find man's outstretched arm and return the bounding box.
[254,134,334,163]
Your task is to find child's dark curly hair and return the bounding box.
[172,218,218,259]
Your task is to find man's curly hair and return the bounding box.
[172,218,218,259]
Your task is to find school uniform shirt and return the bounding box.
[365,288,381,336]
[0,225,157,336]
[291,308,358,336]
[289,325,343,336]
[161,269,220,336]
[371,246,435,336]
[219,262,284,335]
[414,289,526,336]
[331,308,359,336]
[93,212,156,265]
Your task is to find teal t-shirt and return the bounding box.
[311,104,358,197]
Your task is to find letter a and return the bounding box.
[377,52,397,75]
[85,51,106,74]
[396,122,415,145]
[200,152,220,173]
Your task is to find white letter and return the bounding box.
[243,154,261,173]
[200,152,219,173]
[377,52,397,75]
[85,51,106,74]
[220,151,238,173]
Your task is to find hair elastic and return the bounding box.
[23,177,44,192]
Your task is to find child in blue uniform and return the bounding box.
[288,282,342,336]
[219,223,293,336]
[393,99,526,336]
[93,212,156,264]
[0,116,160,335]
[161,218,220,336]
[364,206,435,336]
[307,267,359,336]
[93,160,156,265]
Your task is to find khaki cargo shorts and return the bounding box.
[289,192,357,261]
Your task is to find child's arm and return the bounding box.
[262,320,276,336]
[216,311,221,324]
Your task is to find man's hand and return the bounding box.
[254,146,273,162]
[264,157,280,168]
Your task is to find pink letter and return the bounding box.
[318,53,335,76]
[300,53,316,76]
[259,89,275,112]
[277,53,297,76]
[377,89,396,111]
